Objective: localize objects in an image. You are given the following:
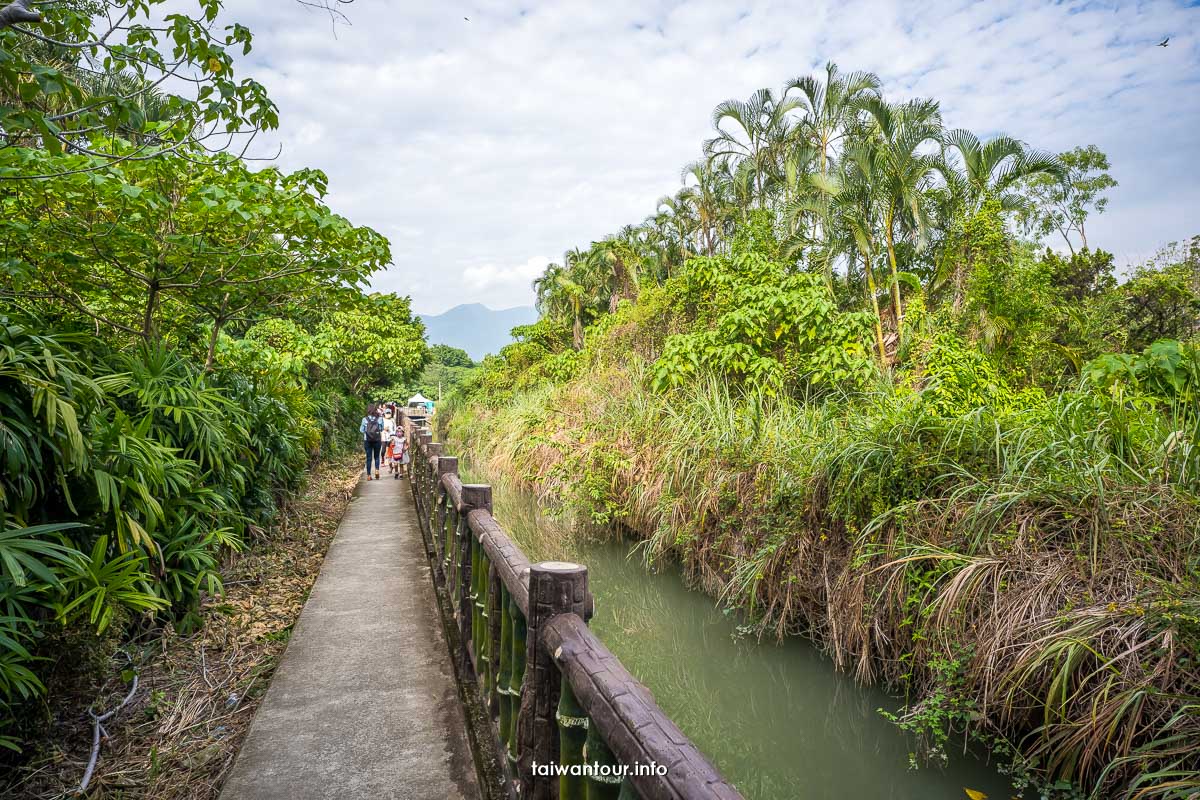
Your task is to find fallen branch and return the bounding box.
[79,672,140,794]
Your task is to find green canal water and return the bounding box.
[466,466,1022,800]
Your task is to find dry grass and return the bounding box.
[443,349,1200,798]
[2,457,360,800]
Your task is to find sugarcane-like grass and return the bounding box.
[441,358,1200,799]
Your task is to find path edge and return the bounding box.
[413,486,510,800]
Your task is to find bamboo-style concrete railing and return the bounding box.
[401,413,743,800]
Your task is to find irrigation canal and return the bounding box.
[468,464,1020,800]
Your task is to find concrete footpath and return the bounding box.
[220,473,480,800]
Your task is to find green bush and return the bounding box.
[0,311,368,750]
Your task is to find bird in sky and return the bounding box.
[1158,36,1170,47]
[464,16,470,21]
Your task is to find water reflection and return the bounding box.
[471,465,1020,800]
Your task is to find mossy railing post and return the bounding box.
[556,677,587,800]
[473,537,488,681]
[435,455,457,566]
[486,560,503,716]
[426,442,444,537]
[446,502,459,595]
[497,581,514,749]
[518,561,589,800]
[415,431,433,523]
[459,485,490,676]
[507,587,526,771]
[584,720,622,800]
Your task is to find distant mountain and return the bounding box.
[418,303,538,361]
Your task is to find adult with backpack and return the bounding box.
[360,403,386,480]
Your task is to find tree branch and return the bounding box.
[79,670,139,793]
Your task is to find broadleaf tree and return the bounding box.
[0,146,391,367]
[1019,144,1117,254]
[0,0,281,172]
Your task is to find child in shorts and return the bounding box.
[387,429,407,479]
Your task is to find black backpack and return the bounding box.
[365,415,384,443]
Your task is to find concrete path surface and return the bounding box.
[220,473,480,800]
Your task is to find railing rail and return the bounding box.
[401,412,743,800]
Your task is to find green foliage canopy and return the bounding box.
[1020,144,1117,254]
[318,294,428,393]
[0,148,390,364]
[654,247,875,392]
[0,0,277,169]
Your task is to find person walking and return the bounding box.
[381,408,397,475]
[386,427,407,479]
[360,403,385,480]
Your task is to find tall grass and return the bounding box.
[443,355,1200,798]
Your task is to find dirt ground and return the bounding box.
[3,458,360,799]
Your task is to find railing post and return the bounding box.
[426,443,444,537]
[497,583,514,749]
[415,431,433,521]
[435,455,457,568]
[473,542,487,672]
[417,431,431,482]
[518,561,589,800]
[584,720,622,800]
[557,679,588,800]
[508,587,527,770]
[457,488,489,673]
[445,511,457,574]
[486,561,502,715]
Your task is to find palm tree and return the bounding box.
[642,210,689,281]
[841,162,891,363]
[714,158,758,224]
[937,130,1064,213]
[783,63,880,283]
[934,130,1064,309]
[704,88,800,208]
[590,230,642,313]
[786,62,881,178]
[788,147,889,361]
[656,190,697,269]
[556,274,587,350]
[533,251,593,349]
[533,261,566,315]
[774,138,825,277]
[681,160,735,254]
[860,97,943,336]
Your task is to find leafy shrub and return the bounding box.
[653,250,875,392]
[0,310,368,750]
[1084,339,1200,405]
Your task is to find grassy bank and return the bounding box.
[441,324,1200,798]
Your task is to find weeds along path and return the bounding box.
[3,458,361,800]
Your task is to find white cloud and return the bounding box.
[463,256,553,305]
[222,0,1200,314]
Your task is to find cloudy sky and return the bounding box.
[222,0,1200,316]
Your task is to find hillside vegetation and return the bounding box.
[442,65,1200,800]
